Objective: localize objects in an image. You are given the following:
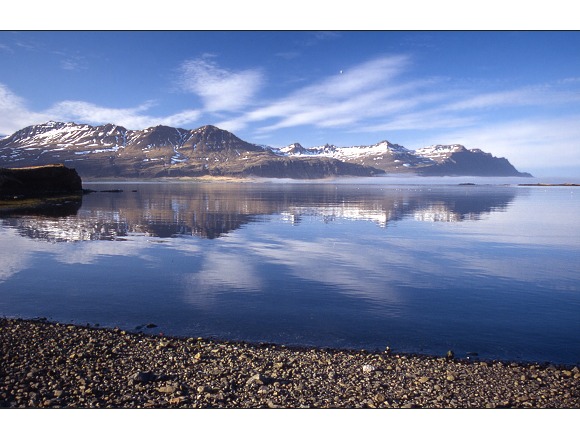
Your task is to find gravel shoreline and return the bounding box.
[1,317,579,408]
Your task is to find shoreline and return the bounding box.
[2,318,579,408]
[517,183,580,187]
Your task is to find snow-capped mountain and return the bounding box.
[274,140,427,171]
[274,140,531,177]
[0,121,531,178]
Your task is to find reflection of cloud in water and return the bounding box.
[0,228,35,281]
[225,233,411,305]
[215,209,579,308]
[181,249,263,308]
[0,228,188,279]
[51,238,160,266]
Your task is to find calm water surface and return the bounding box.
[1,179,579,365]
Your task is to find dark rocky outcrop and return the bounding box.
[0,164,83,198]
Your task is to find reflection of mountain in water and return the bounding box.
[1,184,521,242]
[0,197,84,242]
[280,186,518,227]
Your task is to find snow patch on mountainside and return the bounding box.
[277,140,412,159]
[415,144,467,158]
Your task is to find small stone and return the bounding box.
[246,373,269,386]
[169,396,186,405]
[418,376,430,383]
[374,394,386,403]
[197,385,211,394]
[131,371,157,383]
[157,385,177,394]
[362,364,376,373]
[43,399,54,407]
[446,374,456,382]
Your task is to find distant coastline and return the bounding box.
[518,183,580,187]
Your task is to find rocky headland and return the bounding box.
[1,318,578,409]
[0,164,82,199]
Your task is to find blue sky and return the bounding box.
[1,30,579,177]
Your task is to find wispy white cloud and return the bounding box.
[46,100,201,130]
[222,55,417,133]
[60,57,86,71]
[441,84,580,112]
[178,57,263,112]
[0,83,202,135]
[0,83,48,135]
[219,53,575,142]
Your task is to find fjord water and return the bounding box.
[1,180,579,365]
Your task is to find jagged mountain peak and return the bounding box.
[184,124,264,153]
[372,140,410,153]
[194,124,224,132]
[280,143,309,155]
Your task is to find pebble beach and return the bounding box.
[1,317,579,409]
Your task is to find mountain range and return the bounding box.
[0,121,532,179]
